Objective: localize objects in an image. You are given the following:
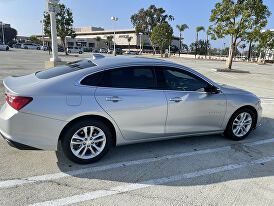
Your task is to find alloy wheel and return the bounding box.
[232,112,252,137]
[70,126,106,159]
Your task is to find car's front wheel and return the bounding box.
[61,119,113,164]
[225,108,256,140]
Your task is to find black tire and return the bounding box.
[68,50,71,53]
[224,108,256,141]
[61,119,113,164]
[6,47,9,51]
[79,51,83,54]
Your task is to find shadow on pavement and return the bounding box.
[55,117,274,187]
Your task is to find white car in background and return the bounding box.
[0,43,9,51]
[67,46,84,54]
[21,43,41,50]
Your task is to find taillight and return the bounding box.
[5,93,33,111]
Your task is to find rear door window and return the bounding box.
[81,66,157,89]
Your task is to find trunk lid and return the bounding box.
[3,74,41,95]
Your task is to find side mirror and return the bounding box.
[206,86,221,94]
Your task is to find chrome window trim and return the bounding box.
[75,62,221,92]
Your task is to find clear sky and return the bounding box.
[0,0,273,48]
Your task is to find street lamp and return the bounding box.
[0,21,5,44]
[111,16,118,56]
[40,20,45,48]
[139,33,143,54]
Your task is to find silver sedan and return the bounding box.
[0,55,262,164]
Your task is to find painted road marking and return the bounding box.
[30,155,274,206]
[211,71,238,79]
[1,138,274,189]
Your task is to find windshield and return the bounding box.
[35,59,97,79]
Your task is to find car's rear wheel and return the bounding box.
[68,50,71,53]
[61,119,113,164]
[79,51,83,54]
[225,108,256,141]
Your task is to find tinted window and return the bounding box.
[81,72,103,86]
[36,59,96,79]
[161,68,209,92]
[99,67,156,89]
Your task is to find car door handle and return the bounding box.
[106,96,123,102]
[169,97,182,102]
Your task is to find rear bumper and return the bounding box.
[0,103,67,151]
[1,132,40,150]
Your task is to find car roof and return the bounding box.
[89,56,170,68]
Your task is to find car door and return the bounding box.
[95,66,167,140]
[156,66,227,135]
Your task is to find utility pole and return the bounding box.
[111,16,118,56]
[40,20,45,48]
[0,22,5,44]
[139,33,142,54]
[47,0,60,62]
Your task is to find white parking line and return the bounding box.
[211,71,238,79]
[1,138,274,190]
[30,155,274,206]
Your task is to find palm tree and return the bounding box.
[239,44,246,58]
[176,24,189,56]
[127,36,133,50]
[195,26,205,58]
[106,35,113,49]
[206,27,212,58]
[95,36,101,48]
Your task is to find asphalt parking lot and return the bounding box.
[0,49,274,206]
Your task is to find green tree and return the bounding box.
[195,26,205,58]
[190,40,210,55]
[95,36,101,48]
[239,44,246,57]
[127,36,133,50]
[29,35,41,44]
[43,4,76,55]
[130,5,174,53]
[257,30,274,61]
[105,35,113,49]
[176,24,189,56]
[209,0,271,69]
[0,27,17,44]
[206,27,213,57]
[246,29,261,61]
[150,23,173,57]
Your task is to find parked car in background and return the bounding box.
[0,55,262,164]
[125,50,138,55]
[67,46,83,54]
[41,45,48,51]
[21,43,41,50]
[107,48,114,54]
[92,48,100,53]
[99,48,107,53]
[12,43,21,48]
[0,43,9,51]
[115,48,123,55]
[58,46,64,52]
[83,47,92,52]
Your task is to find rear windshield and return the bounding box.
[35,59,96,79]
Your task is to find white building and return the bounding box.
[35,26,180,51]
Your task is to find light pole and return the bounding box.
[0,21,5,44]
[40,20,45,48]
[111,16,118,56]
[139,33,142,54]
